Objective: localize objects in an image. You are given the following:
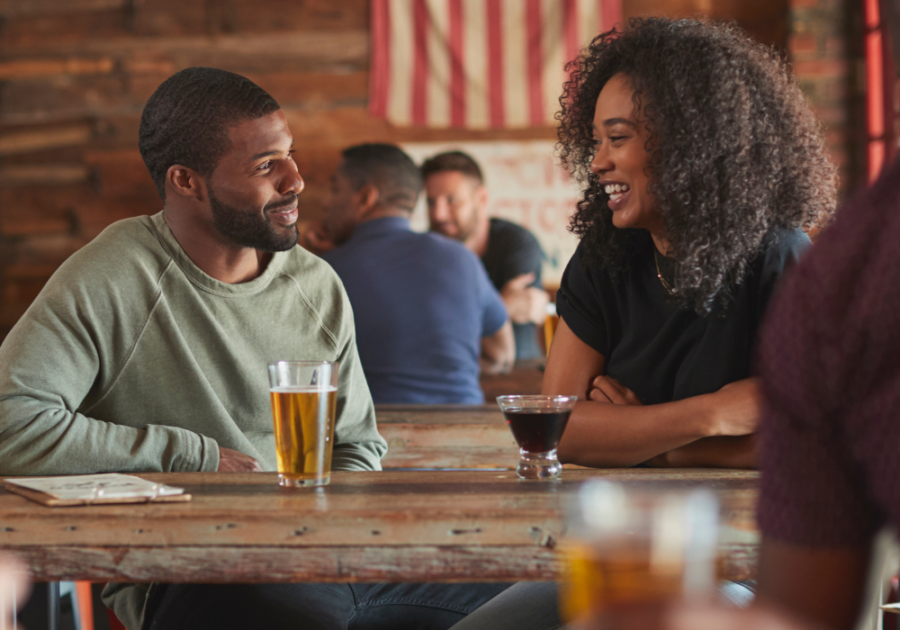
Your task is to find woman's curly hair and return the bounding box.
[557,18,837,315]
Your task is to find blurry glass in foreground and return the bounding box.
[0,553,30,630]
[560,480,720,628]
[268,361,338,487]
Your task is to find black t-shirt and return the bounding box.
[556,229,810,405]
[481,218,546,360]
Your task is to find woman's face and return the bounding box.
[590,73,662,236]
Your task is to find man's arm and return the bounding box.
[500,272,549,325]
[0,272,220,475]
[481,320,515,374]
[544,318,759,468]
[756,538,872,630]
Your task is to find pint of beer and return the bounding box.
[267,361,339,487]
[560,481,719,625]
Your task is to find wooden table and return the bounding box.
[480,358,545,401]
[377,404,517,469]
[0,469,760,584]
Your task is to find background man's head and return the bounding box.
[139,67,301,252]
[323,143,422,246]
[421,151,489,243]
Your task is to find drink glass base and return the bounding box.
[279,473,331,488]
[517,449,562,480]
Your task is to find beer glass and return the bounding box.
[496,395,577,480]
[560,480,719,627]
[267,361,338,487]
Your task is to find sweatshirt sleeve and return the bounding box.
[328,286,388,472]
[0,267,218,476]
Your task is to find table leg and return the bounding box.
[47,582,59,630]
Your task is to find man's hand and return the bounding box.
[0,553,30,630]
[500,273,549,325]
[217,447,263,472]
[589,375,643,406]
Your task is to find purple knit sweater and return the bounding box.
[757,158,900,546]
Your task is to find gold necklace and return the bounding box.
[653,250,679,295]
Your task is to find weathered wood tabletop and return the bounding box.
[377,404,518,469]
[0,469,759,584]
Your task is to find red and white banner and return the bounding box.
[370,0,623,129]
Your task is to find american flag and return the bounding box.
[370,0,623,129]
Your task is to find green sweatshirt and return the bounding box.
[0,212,387,628]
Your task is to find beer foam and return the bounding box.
[270,386,338,393]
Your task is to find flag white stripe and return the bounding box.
[501,0,529,127]
[387,0,415,125]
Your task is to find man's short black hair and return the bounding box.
[420,150,484,184]
[340,144,422,213]
[139,67,281,199]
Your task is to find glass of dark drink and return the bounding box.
[496,395,578,480]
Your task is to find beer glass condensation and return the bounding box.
[267,361,338,487]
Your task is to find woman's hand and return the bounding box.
[589,375,643,406]
[705,378,761,437]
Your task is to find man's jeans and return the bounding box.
[143,582,512,630]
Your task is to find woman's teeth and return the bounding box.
[604,183,630,201]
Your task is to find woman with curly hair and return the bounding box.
[541,17,836,470]
[445,17,836,630]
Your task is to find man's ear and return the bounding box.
[474,183,490,216]
[166,165,206,202]
[356,184,381,219]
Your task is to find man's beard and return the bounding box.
[209,188,299,252]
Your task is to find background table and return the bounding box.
[0,469,760,584]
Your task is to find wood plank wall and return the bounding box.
[0,0,787,342]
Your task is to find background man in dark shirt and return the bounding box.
[321,144,514,404]
[422,151,548,360]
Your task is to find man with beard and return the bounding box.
[422,151,548,360]
[321,144,514,404]
[0,68,508,630]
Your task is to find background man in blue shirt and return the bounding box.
[422,151,548,361]
[321,144,514,404]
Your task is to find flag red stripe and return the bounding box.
[486,0,505,128]
[601,0,622,32]
[411,0,429,126]
[369,0,390,118]
[448,0,466,127]
[526,0,544,126]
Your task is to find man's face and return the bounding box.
[321,164,361,247]
[206,110,304,252]
[425,170,486,242]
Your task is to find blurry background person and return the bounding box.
[422,151,549,361]
[543,17,836,469]
[0,554,29,630]
[321,144,514,404]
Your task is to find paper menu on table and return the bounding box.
[3,473,190,506]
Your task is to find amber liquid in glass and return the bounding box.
[269,386,336,486]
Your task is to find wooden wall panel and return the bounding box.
[0,0,788,342]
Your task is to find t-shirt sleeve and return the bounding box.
[478,260,509,337]
[493,224,545,288]
[756,247,881,546]
[555,242,609,356]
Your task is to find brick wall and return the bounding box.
[788,0,866,199]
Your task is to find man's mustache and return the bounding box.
[265,194,299,212]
